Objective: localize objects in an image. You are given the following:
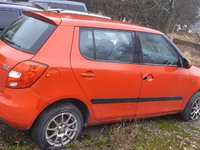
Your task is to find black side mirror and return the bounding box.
[182,58,192,69]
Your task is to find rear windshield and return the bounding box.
[0,15,56,54]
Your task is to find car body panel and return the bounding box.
[71,27,142,121]
[0,87,47,129]
[25,11,162,35]
[182,65,200,108]
[23,11,61,25]
[137,65,191,116]
[0,40,34,92]
[31,25,95,125]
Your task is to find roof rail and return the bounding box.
[48,9,111,19]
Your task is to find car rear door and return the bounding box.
[71,27,142,121]
[136,32,191,116]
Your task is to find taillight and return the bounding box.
[6,61,48,89]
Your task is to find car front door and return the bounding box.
[136,32,191,116]
[71,27,142,121]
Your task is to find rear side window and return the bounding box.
[80,29,94,59]
[138,32,179,66]
[80,28,135,63]
[0,10,18,29]
[0,15,56,54]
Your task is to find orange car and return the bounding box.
[0,11,199,149]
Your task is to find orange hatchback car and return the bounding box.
[0,11,200,149]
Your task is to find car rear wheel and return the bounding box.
[32,103,83,150]
[181,92,200,121]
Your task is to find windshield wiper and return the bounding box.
[2,37,21,48]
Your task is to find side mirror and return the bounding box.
[182,58,192,69]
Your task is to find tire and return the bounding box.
[31,103,83,150]
[181,92,200,121]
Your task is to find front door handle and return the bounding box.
[143,74,154,81]
[81,71,96,78]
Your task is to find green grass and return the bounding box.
[64,117,200,150]
[2,146,33,150]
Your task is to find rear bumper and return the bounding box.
[0,88,48,130]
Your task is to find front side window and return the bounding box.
[0,10,18,29]
[1,15,56,54]
[80,28,135,63]
[138,32,179,66]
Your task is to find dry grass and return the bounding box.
[177,44,200,66]
[67,116,200,150]
[167,32,200,67]
[168,32,200,66]
[168,33,200,44]
[1,115,200,150]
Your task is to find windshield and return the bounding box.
[0,15,56,54]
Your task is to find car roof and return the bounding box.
[24,11,163,35]
[30,0,86,6]
[30,0,87,11]
[0,3,41,11]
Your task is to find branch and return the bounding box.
[168,0,175,9]
[152,0,169,12]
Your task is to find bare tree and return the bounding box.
[67,0,200,33]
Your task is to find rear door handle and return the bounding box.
[81,71,96,78]
[143,74,154,81]
[143,76,148,80]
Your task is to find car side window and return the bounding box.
[0,10,18,30]
[94,29,133,63]
[79,29,94,59]
[138,32,179,66]
[80,28,135,63]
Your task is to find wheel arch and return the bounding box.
[182,89,200,111]
[32,98,90,129]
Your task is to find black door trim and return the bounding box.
[91,96,183,104]
[91,98,139,104]
[139,96,183,102]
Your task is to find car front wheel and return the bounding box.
[181,92,200,121]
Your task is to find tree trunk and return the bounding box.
[163,10,174,33]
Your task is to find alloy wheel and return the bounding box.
[45,112,78,147]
